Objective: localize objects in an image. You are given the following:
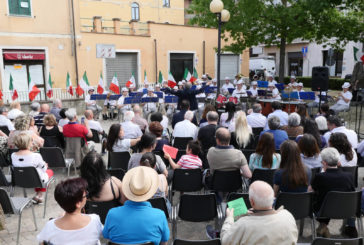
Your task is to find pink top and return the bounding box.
[177,154,202,169]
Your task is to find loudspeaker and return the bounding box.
[312,66,329,91]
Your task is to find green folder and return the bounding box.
[227,197,248,217]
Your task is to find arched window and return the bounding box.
[131,2,139,21]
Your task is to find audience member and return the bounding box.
[219,181,298,244]
[106,124,140,152]
[315,116,329,135]
[247,103,267,129]
[150,112,168,137]
[260,116,288,150]
[34,104,50,128]
[310,147,356,238]
[324,115,358,149]
[12,132,53,204]
[132,105,148,132]
[84,109,104,139]
[80,151,124,203]
[171,100,197,128]
[295,104,308,126]
[298,134,322,169]
[121,111,143,139]
[63,108,92,145]
[103,166,169,245]
[273,140,311,196]
[173,110,198,140]
[199,104,216,128]
[230,111,254,149]
[58,108,69,127]
[249,132,281,172]
[0,106,14,131]
[328,132,357,167]
[297,119,326,148]
[29,102,40,117]
[281,112,303,137]
[198,111,219,152]
[318,103,334,118]
[28,115,38,134]
[50,99,62,122]
[37,178,103,244]
[220,102,236,128]
[266,101,288,128]
[149,121,169,152]
[39,114,65,148]
[164,140,202,169]
[8,101,24,120]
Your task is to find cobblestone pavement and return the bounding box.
[1,117,363,245]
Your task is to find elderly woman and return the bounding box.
[281,112,303,137]
[39,114,65,148]
[315,116,329,135]
[37,178,103,244]
[8,114,44,151]
[29,102,40,117]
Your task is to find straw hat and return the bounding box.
[122,166,159,202]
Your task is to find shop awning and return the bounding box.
[3,50,45,60]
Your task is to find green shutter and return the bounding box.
[8,0,31,16]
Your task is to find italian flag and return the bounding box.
[167,71,176,88]
[158,70,164,85]
[46,73,53,98]
[0,90,3,101]
[28,75,41,101]
[97,72,104,94]
[126,73,136,88]
[353,46,364,62]
[66,72,73,96]
[9,74,18,101]
[109,73,120,94]
[183,68,192,82]
[76,71,90,96]
[190,68,198,83]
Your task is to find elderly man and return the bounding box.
[266,101,288,128]
[63,108,93,145]
[0,107,15,132]
[34,104,50,128]
[310,147,356,238]
[207,128,251,177]
[247,104,267,129]
[261,116,288,150]
[29,102,40,117]
[142,87,158,119]
[198,111,219,153]
[172,100,197,128]
[219,181,298,244]
[132,105,148,132]
[221,77,234,94]
[50,99,62,122]
[8,102,24,121]
[173,110,198,140]
[122,111,143,139]
[84,110,103,134]
[330,82,353,114]
[324,115,358,149]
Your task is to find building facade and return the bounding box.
[0,0,249,103]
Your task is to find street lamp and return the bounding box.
[210,0,229,97]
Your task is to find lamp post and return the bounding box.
[210,0,230,97]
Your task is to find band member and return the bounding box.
[268,82,281,100]
[296,82,305,101]
[207,79,218,99]
[330,82,353,114]
[142,86,158,119]
[128,84,136,93]
[288,75,296,87]
[117,87,132,120]
[85,87,102,119]
[232,80,247,98]
[221,77,234,95]
[178,81,184,90]
[267,74,278,84]
[248,81,258,97]
[102,92,117,120]
[201,74,208,82]
[155,84,165,112]
[233,74,241,85]
[138,82,149,92]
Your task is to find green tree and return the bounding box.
[188,0,364,82]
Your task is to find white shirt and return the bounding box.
[37,214,103,245]
[88,119,103,133]
[272,88,281,100]
[173,119,198,140]
[121,121,143,139]
[232,88,247,98]
[8,109,24,120]
[247,113,267,128]
[315,91,327,103]
[58,118,69,128]
[117,96,132,111]
[324,126,358,149]
[337,91,352,106]
[12,152,49,184]
[220,112,235,128]
[196,92,206,107]
[339,148,357,167]
[248,87,258,97]
[142,94,158,112]
[104,98,117,107]
[0,115,15,131]
[156,91,165,104]
[85,94,96,106]
[112,138,131,152]
[161,115,169,129]
[221,83,235,94]
[266,110,288,129]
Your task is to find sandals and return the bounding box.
[32,196,44,204]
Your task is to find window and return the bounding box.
[322,50,343,77]
[8,0,31,16]
[163,0,170,7]
[131,2,139,21]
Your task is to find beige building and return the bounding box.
[0,0,249,103]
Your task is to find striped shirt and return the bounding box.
[177,154,202,169]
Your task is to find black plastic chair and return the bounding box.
[108,151,131,170]
[40,147,76,176]
[169,168,203,203]
[0,188,37,245]
[311,167,322,185]
[313,191,363,239]
[226,192,251,209]
[340,166,358,188]
[85,200,121,224]
[0,126,10,136]
[12,166,55,218]
[250,169,276,186]
[148,197,169,219]
[211,170,242,192]
[173,239,221,245]
[173,137,193,150]
[0,153,9,168]
[252,127,264,136]
[0,168,11,193]
[172,193,221,240]
[87,129,101,143]
[153,150,170,168]
[275,192,314,238]
[311,237,363,245]
[106,168,125,181]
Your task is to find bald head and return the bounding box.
[185,82,192,89]
[84,110,93,119]
[40,104,50,113]
[249,181,274,210]
[215,128,231,146]
[133,105,141,114]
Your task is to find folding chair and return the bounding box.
[106,168,125,181]
[252,127,264,136]
[173,137,193,150]
[148,197,170,219]
[173,239,221,245]
[176,150,186,162]
[108,151,131,170]
[250,169,276,186]
[87,129,101,143]
[0,153,9,168]
[0,126,10,136]
[226,192,251,209]
[153,150,170,168]
[172,193,221,240]
[12,166,55,218]
[65,137,88,167]
[311,167,322,184]
[40,147,76,177]
[313,191,363,239]
[340,166,358,188]
[85,200,121,224]
[311,237,363,245]
[0,188,37,245]
[169,168,203,203]
[211,170,243,193]
[275,192,314,238]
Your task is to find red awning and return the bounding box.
[3,50,45,60]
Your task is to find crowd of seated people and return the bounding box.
[0,91,362,244]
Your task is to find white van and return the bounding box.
[249,57,276,76]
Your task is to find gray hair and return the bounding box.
[185,82,192,89]
[288,112,301,127]
[53,99,62,107]
[184,110,194,121]
[133,105,142,114]
[0,107,8,114]
[268,116,280,130]
[206,111,219,122]
[249,181,274,209]
[252,103,262,113]
[30,102,40,112]
[65,108,77,121]
[124,110,134,121]
[315,116,328,131]
[321,147,340,166]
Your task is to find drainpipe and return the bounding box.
[70,0,79,87]
[154,39,158,82]
[203,41,206,74]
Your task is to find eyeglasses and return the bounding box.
[82,191,89,199]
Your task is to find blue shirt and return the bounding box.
[260,129,288,150]
[103,201,169,245]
